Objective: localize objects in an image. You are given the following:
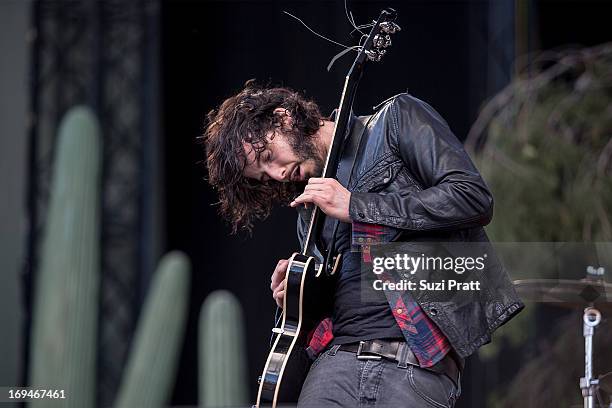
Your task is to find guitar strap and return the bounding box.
[323,114,369,274]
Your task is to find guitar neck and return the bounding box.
[299,7,399,258]
[301,72,363,257]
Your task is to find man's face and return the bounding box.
[242,130,324,183]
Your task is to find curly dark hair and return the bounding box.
[202,80,324,233]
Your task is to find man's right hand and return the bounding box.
[271,258,290,308]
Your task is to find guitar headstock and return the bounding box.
[360,8,401,63]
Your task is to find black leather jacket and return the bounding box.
[298,93,523,358]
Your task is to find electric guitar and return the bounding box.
[255,9,400,407]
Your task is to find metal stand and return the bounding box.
[581,306,602,408]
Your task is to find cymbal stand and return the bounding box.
[581,306,602,408]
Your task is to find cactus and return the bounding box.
[199,290,248,407]
[28,107,101,408]
[114,251,190,408]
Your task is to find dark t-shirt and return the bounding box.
[321,219,403,345]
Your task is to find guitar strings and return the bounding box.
[270,306,283,347]
[344,0,365,36]
[351,23,376,36]
[345,0,376,36]
[282,5,377,72]
[282,11,357,51]
[282,10,364,72]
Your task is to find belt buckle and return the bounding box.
[356,341,382,360]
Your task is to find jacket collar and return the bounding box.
[327,108,357,143]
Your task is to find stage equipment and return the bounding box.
[515,266,611,408]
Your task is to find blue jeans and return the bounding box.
[298,344,461,407]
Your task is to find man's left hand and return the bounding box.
[290,178,351,223]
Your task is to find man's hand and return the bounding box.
[290,178,351,223]
[271,258,289,308]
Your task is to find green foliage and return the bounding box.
[29,107,101,408]
[469,46,612,242]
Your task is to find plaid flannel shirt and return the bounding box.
[306,222,452,368]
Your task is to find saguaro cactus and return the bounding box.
[199,290,248,407]
[29,107,101,408]
[114,251,190,408]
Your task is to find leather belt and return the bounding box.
[337,339,463,387]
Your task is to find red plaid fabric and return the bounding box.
[306,221,452,368]
[305,317,334,357]
[380,272,452,367]
[351,222,398,262]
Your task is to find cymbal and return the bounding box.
[513,278,612,312]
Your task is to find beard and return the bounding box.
[287,132,326,178]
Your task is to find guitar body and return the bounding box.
[256,254,335,406]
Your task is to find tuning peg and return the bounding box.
[373,34,392,49]
[365,50,379,61]
[380,21,401,34]
[365,49,386,62]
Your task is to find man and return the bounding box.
[203,80,523,407]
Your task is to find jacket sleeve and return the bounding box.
[349,94,493,231]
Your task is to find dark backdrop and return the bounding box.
[161,0,612,405]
